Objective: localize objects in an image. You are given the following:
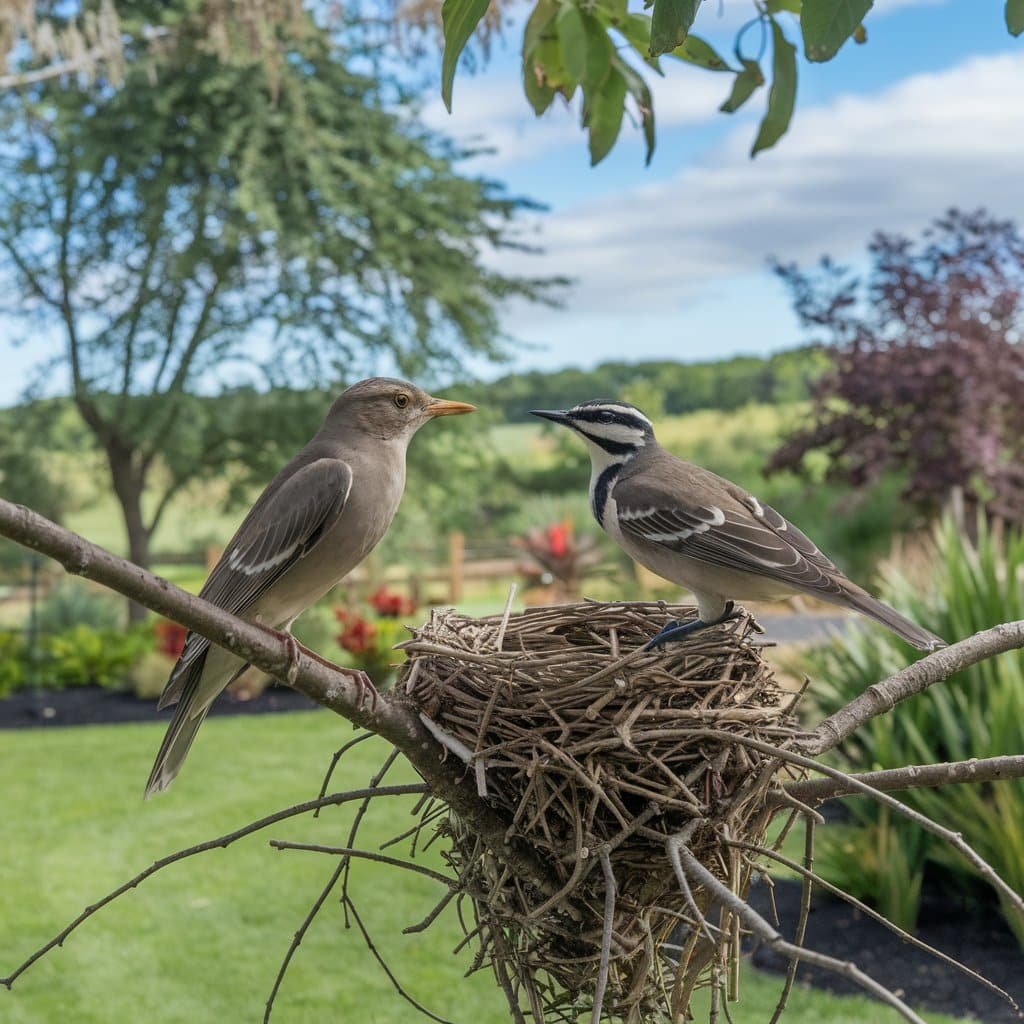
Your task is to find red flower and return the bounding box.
[155,619,188,659]
[547,522,570,558]
[337,614,377,655]
[368,586,416,618]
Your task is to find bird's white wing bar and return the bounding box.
[158,459,352,708]
[615,479,847,599]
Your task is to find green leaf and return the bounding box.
[616,14,663,72]
[614,55,656,165]
[719,58,764,113]
[765,0,802,12]
[751,19,797,156]
[523,0,559,55]
[586,68,627,165]
[523,59,557,114]
[441,0,491,111]
[557,6,589,84]
[1008,0,1024,36]
[581,12,615,89]
[649,0,699,57]
[801,0,873,62]
[671,34,733,71]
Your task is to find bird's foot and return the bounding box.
[644,602,738,651]
[345,668,380,712]
[262,627,378,708]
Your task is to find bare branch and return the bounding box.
[0,785,426,989]
[590,850,617,1024]
[730,839,1021,1015]
[0,498,563,905]
[674,838,928,1024]
[803,621,1024,755]
[781,754,1024,805]
[698,730,1024,921]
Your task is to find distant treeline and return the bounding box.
[463,347,830,421]
[0,347,828,445]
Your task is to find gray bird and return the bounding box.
[531,401,944,652]
[146,377,474,797]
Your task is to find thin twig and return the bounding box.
[780,754,1024,805]
[344,897,456,1024]
[314,731,375,814]
[698,730,1024,920]
[591,850,617,1024]
[674,842,928,1024]
[268,842,456,886]
[730,839,1021,1015]
[767,817,815,1024]
[1,785,426,988]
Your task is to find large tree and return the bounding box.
[769,209,1024,525]
[0,3,551,618]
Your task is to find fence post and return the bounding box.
[448,532,465,605]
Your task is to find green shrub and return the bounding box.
[804,511,1024,943]
[0,630,26,698]
[36,578,124,632]
[40,624,152,690]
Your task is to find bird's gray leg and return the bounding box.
[644,601,738,650]
[262,626,379,710]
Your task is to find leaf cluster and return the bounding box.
[440,0,1022,163]
[770,209,1024,524]
[806,510,1024,943]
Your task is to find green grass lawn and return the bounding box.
[0,713,968,1024]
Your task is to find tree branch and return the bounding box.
[0,498,560,902]
[801,621,1024,755]
[781,754,1024,805]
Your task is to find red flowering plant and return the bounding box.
[333,587,417,687]
[154,618,188,659]
[513,519,603,601]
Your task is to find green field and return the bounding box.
[0,712,966,1024]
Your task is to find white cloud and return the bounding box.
[499,51,1024,317]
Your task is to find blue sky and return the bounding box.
[1,0,1021,401]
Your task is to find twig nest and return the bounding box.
[399,601,804,1022]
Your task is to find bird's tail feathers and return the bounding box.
[840,586,946,652]
[144,699,211,798]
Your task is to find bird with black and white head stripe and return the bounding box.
[145,378,475,797]
[531,400,945,652]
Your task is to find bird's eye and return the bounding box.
[394,393,410,409]
[599,411,614,423]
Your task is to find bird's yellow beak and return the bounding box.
[426,397,476,417]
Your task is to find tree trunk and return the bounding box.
[105,442,152,624]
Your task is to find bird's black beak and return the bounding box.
[530,409,571,425]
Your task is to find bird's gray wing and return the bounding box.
[158,458,352,708]
[613,470,848,600]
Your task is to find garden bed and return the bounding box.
[0,682,317,729]
[750,877,1023,1023]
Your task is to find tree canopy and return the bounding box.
[770,209,1024,524]
[0,2,554,613]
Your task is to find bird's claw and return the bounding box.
[644,602,739,651]
[349,670,380,712]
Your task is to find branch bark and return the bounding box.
[779,754,1024,805]
[801,621,1024,755]
[0,498,558,900]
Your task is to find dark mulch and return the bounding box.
[0,683,318,729]
[748,876,1024,1023]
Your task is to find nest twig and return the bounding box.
[399,601,802,1022]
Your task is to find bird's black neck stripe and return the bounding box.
[591,462,622,523]
[584,436,641,457]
